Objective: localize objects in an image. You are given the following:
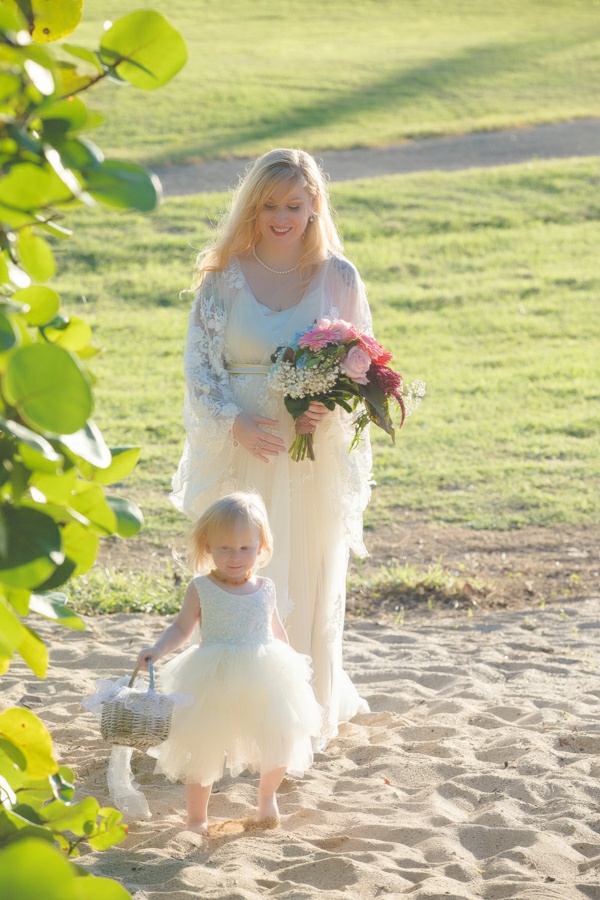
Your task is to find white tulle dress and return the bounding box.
[155,576,323,786]
[171,254,373,743]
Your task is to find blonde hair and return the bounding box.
[187,492,273,574]
[194,148,344,286]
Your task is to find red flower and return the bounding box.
[368,363,406,425]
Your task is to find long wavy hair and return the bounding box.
[187,491,273,574]
[193,148,344,286]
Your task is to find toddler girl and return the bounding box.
[137,491,323,833]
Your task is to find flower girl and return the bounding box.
[137,491,323,833]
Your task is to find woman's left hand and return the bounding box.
[294,401,331,434]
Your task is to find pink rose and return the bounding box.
[340,345,372,384]
[299,318,359,350]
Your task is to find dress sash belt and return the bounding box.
[225,363,270,376]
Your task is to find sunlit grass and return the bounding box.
[68,0,600,165]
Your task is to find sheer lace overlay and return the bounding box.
[170,254,372,739]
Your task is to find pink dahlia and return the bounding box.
[298,318,359,351]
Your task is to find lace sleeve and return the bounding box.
[170,272,241,518]
[183,273,241,450]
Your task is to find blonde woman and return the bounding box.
[171,149,373,744]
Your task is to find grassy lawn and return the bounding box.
[53,157,600,565]
[69,0,600,165]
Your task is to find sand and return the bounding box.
[3,597,600,900]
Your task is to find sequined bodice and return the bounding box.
[194,576,276,646]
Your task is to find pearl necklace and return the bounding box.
[210,568,253,586]
[252,245,300,275]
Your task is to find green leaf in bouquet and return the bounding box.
[99,10,187,90]
[359,382,395,440]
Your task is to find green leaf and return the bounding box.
[17,624,48,678]
[60,520,98,577]
[12,285,60,326]
[58,137,104,173]
[0,506,63,590]
[0,596,26,668]
[80,446,140,485]
[0,164,74,213]
[59,420,111,468]
[107,497,143,537]
[39,96,90,136]
[0,808,54,845]
[16,227,56,281]
[70,482,117,536]
[10,0,84,43]
[86,159,161,213]
[30,468,77,504]
[0,838,77,899]
[54,61,97,98]
[0,310,20,354]
[3,343,93,434]
[0,709,56,779]
[29,592,85,631]
[0,737,26,771]
[62,44,104,73]
[99,10,187,90]
[43,796,99,835]
[33,556,77,592]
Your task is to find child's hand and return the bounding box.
[137,647,157,669]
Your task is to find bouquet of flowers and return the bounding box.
[269,318,425,461]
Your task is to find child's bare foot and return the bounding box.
[186,819,208,835]
[257,794,280,821]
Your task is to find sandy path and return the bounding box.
[152,118,600,196]
[3,597,600,899]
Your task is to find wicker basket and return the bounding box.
[100,661,173,751]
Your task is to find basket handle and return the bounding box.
[129,659,155,691]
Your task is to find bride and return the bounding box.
[171,148,373,744]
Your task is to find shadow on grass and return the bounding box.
[154,33,593,165]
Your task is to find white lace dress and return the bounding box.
[155,576,323,786]
[171,254,373,742]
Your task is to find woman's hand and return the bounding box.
[294,401,331,435]
[232,412,286,462]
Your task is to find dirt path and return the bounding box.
[153,118,600,196]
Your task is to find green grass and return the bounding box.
[53,156,600,549]
[69,0,600,165]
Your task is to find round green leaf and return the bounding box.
[44,315,92,351]
[99,10,187,90]
[29,591,85,631]
[0,164,74,212]
[59,420,111,468]
[62,43,103,72]
[85,159,161,212]
[39,96,90,137]
[17,623,48,678]
[70,482,117,536]
[0,418,63,473]
[58,137,104,173]
[81,446,140,485]
[0,310,20,354]
[0,506,63,589]
[32,555,76,591]
[0,709,56,778]
[12,285,60,326]
[17,227,56,281]
[4,343,92,434]
[61,520,98,577]
[0,838,78,900]
[107,496,143,537]
[8,0,84,43]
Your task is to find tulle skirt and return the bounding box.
[155,641,324,787]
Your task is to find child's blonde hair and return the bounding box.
[194,148,344,286]
[188,492,273,574]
